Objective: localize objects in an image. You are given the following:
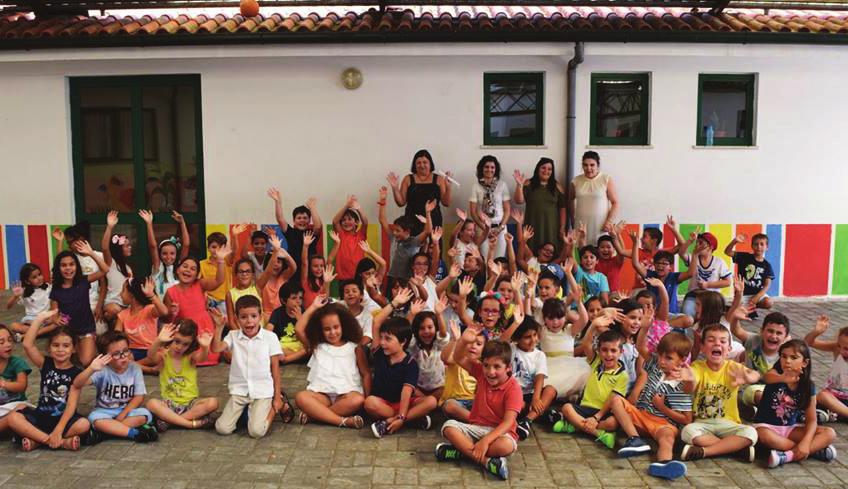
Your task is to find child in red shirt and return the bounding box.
[330,196,368,281]
[436,324,522,480]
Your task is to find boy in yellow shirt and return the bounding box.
[681,323,760,462]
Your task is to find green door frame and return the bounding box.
[69,74,206,270]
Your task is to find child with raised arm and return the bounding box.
[330,195,368,281]
[725,232,775,315]
[226,255,279,331]
[379,187,434,284]
[50,240,110,366]
[6,311,89,451]
[145,321,218,432]
[138,209,190,296]
[805,315,848,422]
[408,297,451,399]
[260,234,298,322]
[115,277,169,374]
[630,230,684,315]
[8,263,55,340]
[268,187,322,272]
[301,231,334,308]
[199,231,236,318]
[73,331,158,443]
[436,324,522,480]
[755,340,837,467]
[294,296,371,428]
[101,211,135,323]
[613,216,684,290]
[680,324,760,462]
[267,281,308,362]
[440,321,482,422]
[212,295,291,438]
[679,231,732,318]
[609,327,693,480]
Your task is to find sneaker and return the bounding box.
[552,420,576,434]
[134,424,159,443]
[485,456,509,480]
[739,402,757,421]
[748,311,759,320]
[768,450,790,468]
[743,445,755,463]
[411,415,432,431]
[595,430,615,450]
[154,418,170,433]
[648,460,688,480]
[13,333,23,343]
[617,436,651,457]
[816,408,839,424]
[544,408,563,425]
[811,444,838,462]
[435,442,461,462]
[83,428,103,446]
[370,420,388,439]
[681,444,704,461]
[516,418,531,441]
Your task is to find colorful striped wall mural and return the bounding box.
[1,222,845,297]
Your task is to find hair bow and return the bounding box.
[111,235,128,246]
[159,236,182,250]
[478,291,506,305]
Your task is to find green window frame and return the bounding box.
[483,72,544,146]
[69,75,206,270]
[589,73,650,146]
[696,74,756,147]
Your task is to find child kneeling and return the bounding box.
[436,326,520,480]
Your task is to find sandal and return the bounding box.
[62,436,81,451]
[299,412,310,425]
[21,437,39,453]
[278,392,295,424]
[339,415,364,429]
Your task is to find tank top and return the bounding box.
[306,342,363,395]
[825,354,848,400]
[105,260,132,306]
[229,284,262,313]
[159,353,199,406]
[404,173,443,234]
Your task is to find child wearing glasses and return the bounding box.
[72,331,158,443]
[225,257,279,332]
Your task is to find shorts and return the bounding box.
[207,298,227,317]
[742,294,769,305]
[441,419,518,454]
[376,395,428,413]
[619,399,679,439]
[280,337,305,353]
[163,399,197,415]
[742,384,766,406]
[88,407,153,424]
[130,348,148,361]
[444,399,473,410]
[755,423,800,438]
[22,408,84,435]
[569,403,613,421]
[822,388,848,406]
[20,314,36,324]
[680,419,758,445]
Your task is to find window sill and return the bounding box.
[479,145,548,149]
[585,145,653,149]
[692,145,758,149]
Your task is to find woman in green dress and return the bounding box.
[513,158,566,253]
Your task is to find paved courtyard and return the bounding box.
[2,297,848,489]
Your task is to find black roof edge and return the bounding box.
[2,30,848,50]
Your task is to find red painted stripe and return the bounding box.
[27,225,51,282]
[0,226,6,288]
[783,224,831,296]
[662,223,677,249]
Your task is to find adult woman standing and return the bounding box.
[469,156,511,259]
[568,151,618,244]
[513,157,567,253]
[386,149,452,235]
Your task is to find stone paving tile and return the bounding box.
[3,299,848,488]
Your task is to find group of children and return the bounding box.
[0,183,845,483]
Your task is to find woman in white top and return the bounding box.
[139,209,190,297]
[101,211,134,323]
[294,297,371,429]
[568,151,619,244]
[469,156,511,259]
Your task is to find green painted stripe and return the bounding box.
[832,224,848,295]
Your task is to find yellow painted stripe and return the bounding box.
[366,223,381,255]
[709,223,734,296]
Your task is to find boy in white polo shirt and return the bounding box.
[212,295,286,438]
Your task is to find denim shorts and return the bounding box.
[88,407,153,424]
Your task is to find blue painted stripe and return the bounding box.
[262,224,287,251]
[5,225,27,288]
[644,223,660,229]
[766,224,782,296]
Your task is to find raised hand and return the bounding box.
[435,295,449,315]
[510,209,524,224]
[814,315,830,334]
[138,209,154,224]
[392,288,414,307]
[214,243,232,262]
[358,240,372,253]
[51,228,65,242]
[448,263,462,279]
[141,277,155,299]
[158,324,177,343]
[409,299,426,316]
[171,210,184,224]
[511,271,527,292]
[378,186,388,203]
[689,226,703,241]
[197,332,213,349]
[36,309,59,322]
[628,230,639,243]
[306,197,317,210]
[89,354,111,371]
[645,277,665,289]
[349,197,362,211]
[231,223,249,235]
[458,276,475,298]
[666,215,677,229]
[455,208,468,222]
[386,172,400,189]
[466,243,481,259]
[329,230,340,244]
[311,294,330,310]
[415,214,427,224]
[522,225,535,241]
[487,260,503,277]
[322,264,337,284]
[504,232,513,245]
[106,210,119,227]
[72,240,94,256]
[425,199,437,213]
[734,233,748,244]
[733,275,745,296]
[269,234,282,251]
[11,281,23,297]
[209,308,225,330]
[592,314,614,333]
[562,256,575,272]
[303,231,315,246]
[617,289,631,300]
[512,306,525,327]
[266,187,281,202]
[448,319,461,340]
[431,227,443,242]
[461,321,483,343]
[513,170,526,185]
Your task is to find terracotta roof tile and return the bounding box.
[1,7,848,47]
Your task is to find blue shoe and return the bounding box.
[618,436,651,457]
[485,456,509,480]
[370,420,388,439]
[648,460,687,480]
[768,450,790,468]
[811,444,838,462]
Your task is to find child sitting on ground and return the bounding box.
[339,280,374,347]
[440,321,482,422]
[6,311,89,451]
[613,217,684,291]
[408,298,451,399]
[364,315,438,438]
[725,232,774,315]
[679,232,732,318]
[115,277,168,373]
[804,315,848,423]
[552,329,627,450]
[609,330,693,480]
[8,263,54,340]
[145,321,219,432]
[680,324,760,462]
[571,245,610,305]
[436,323,522,480]
[755,340,837,467]
[72,331,158,443]
[212,296,291,438]
[294,296,371,429]
[267,281,308,364]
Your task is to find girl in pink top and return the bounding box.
[165,247,229,366]
[115,277,168,374]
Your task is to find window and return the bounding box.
[696,74,756,146]
[70,76,206,267]
[590,73,650,146]
[484,72,544,146]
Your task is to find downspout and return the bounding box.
[565,41,584,230]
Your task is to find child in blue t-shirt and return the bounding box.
[73,331,157,443]
[572,246,609,305]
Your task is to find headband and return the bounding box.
[158,236,182,250]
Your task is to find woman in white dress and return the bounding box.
[568,151,619,244]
